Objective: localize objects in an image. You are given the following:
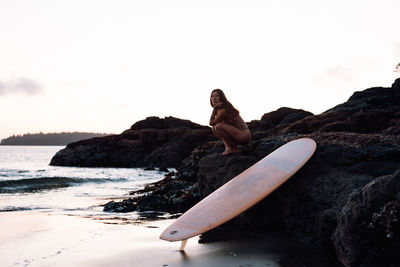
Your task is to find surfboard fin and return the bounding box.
[179,239,188,251]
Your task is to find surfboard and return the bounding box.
[159,138,316,249]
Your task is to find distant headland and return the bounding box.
[0,132,112,146]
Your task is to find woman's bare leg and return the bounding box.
[213,123,251,154]
[213,124,237,154]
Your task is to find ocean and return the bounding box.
[0,146,166,220]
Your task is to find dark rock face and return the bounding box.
[248,107,313,139]
[103,172,200,214]
[104,198,137,213]
[284,86,400,135]
[50,116,216,168]
[392,78,400,89]
[130,116,204,130]
[332,171,400,267]
[51,80,400,266]
[196,133,400,247]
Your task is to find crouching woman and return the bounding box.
[209,89,251,155]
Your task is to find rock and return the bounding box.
[130,116,205,130]
[126,81,399,265]
[50,117,216,168]
[196,133,400,247]
[284,86,400,134]
[261,107,312,125]
[103,172,201,214]
[392,78,400,89]
[197,153,258,198]
[103,199,137,212]
[248,107,313,139]
[332,170,400,267]
[57,79,400,266]
[136,195,170,212]
[174,141,225,183]
[370,200,400,240]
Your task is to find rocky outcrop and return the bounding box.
[332,171,400,267]
[283,86,400,135]
[120,82,399,266]
[51,80,400,266]
[197,153,258,198]
[392,77,400,89]
[104,171,200,214]
[191,132,400,247]
[248,107,313,139]
[50,116,216,168]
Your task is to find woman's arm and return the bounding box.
[209,108,228,126]
[209,108,218,126]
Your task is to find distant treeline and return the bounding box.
[0,132,112,146]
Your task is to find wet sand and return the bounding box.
[0,211,334,267]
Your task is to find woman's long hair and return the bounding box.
[210,89,239,116]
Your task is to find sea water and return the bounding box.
[0,146,166,221]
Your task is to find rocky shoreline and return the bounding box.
[51,78,400,267]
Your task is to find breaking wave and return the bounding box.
[0,177,128,194]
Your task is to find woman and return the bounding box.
[209,89,251,155]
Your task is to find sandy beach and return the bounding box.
[0,211,329,267]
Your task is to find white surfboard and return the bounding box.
[159,138,316,249]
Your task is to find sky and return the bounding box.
[1,0,400,140]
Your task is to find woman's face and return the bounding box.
[210,91,221,106]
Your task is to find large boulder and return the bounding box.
[196,133,400,246]
[284,86,400,135]
[392,78,400,89]
[130,116,204,130]
[50,117,216,168]
[248,107,313,138]
[333,170,400,267]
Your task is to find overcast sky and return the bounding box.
[1,0,399,140]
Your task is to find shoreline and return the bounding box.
[0,211,339,267]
